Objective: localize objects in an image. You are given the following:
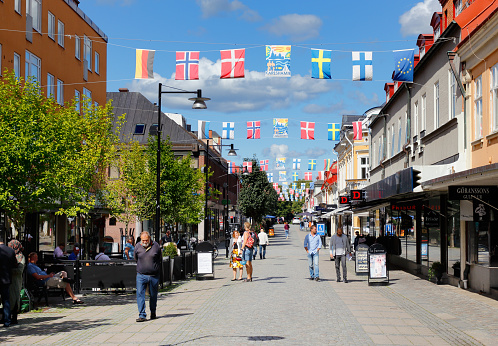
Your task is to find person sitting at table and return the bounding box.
[53,243,66,260]
[27,252,83,304]
[68,247,80,261]
[95,251,110,261]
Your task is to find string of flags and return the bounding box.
[135,47,416,82]
[197,120,363,141]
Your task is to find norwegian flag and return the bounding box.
[305,172,312,181]
[243,161,252,173]
[273,183,279,190]
[260,159,269,171]
[175,51,199,80]
[247,121,261,139]
[220,49,245,79]
[300,121,315,140]
[353,121,363,140]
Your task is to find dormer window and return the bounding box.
[455,0,463,17]
[420,45,426,58]
[434,25,440,40]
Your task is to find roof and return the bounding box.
[341,115,364,127]
[64,0,108,42]
[455,0,498,47]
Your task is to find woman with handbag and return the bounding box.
[8,240,25,325]
[229,231,243,281]
[240,221,255,282]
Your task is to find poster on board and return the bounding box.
[197,252,213,274]
[369,253,387,279]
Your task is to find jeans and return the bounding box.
[335,255,347,280]
[253,246,258,259]
[0,284,11,326]
[242,248,253,262]
[259,245,267,259]
[136,273,159,319]
[307,252,319,278]
[285,230,289,238]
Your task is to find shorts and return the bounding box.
[46,272,67,289]
[242,248,253,262]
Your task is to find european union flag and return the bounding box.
[311,49,331,79]
[393,49,414,82]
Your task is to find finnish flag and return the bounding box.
[352,51,373,81]
[222,122,235,139]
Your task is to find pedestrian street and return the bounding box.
[1,225,498,345]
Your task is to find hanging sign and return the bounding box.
[448,186,498,201]
[424,209,439,228]
[473,200,490,222]
[339,196,350,204]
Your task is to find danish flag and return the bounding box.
[260,159,269,171]
[247,121,260,139]
[273,183,279,190]
[300,121,315,140]
[220,49,245,79]
[305,172,312,181]
[243,161,252,173]
[175,51,199,80]
[353,121,363,140]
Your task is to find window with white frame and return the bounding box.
[14,53,21,78]
[26,0,42,32]
[57,20,64,47]
[398,117,402,152]
[75,89,81,113]
[450,70,457,120]
[387,127,391,158]
[414,101,419,140]
[57,79,63,105]
[372,142,376,167]
[455,0,463,17]
[25,50,41,82]
[491,64,498,132]
[434,25,440,40]
[95,52,100,74]
[15,0,21,13]
[84,35,92,71]
[420,45,425,58]
[75,35,80,60]
[48,12,55,40]
[359,156,369,179]
[434,81,440,129]
[46,73,54,98]
[391,124,395,157]
[475,75,483,139]
[421,93,427,132]
[378,137,383,164]
[83,87,92,103]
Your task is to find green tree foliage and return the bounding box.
[0,73,119,232]
[275,201,304,221]
[238,160,278,225]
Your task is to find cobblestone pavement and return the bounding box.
[1,225,497,345]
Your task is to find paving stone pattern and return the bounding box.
[1,225,497,345]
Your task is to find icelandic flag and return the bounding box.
[198,120,210,139]
[352,51,373,81]
[308,159,316,171]
[300,121,315,140]
[304,172,312,181]
[222,122,235,140]
[247,121,261,139]
[292,172,299,181]
[220,49,245,79]
[175,51,199,80]
[393,49,414,82]
[243,161,253,173]
[267,173,273,182]
[353,121,363,140]
[311,49,331,79]
[328,123,340,141]
[292,158,301,170]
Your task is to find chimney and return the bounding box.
[187,124,191,132]
[119,88,129,92]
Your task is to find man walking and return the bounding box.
[304,225,322,281]
[330,228,351,283]
[134,231,162,322]
[0,240,16,327]
[258,228,269,259]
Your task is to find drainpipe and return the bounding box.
[404,84,412,168]
[447,51,467,149]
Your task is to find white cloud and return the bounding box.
[196,0,261,21]
[262,144,328,159]
[264,14,322,41]
[303,101,346,114]
[128,57,336,113]
[348,90,380,106]
[399,0,441,37]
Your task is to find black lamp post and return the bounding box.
[156,83,210,243]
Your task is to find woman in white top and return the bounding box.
[229,231,244,281]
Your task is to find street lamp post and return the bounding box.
[156,83,210,243]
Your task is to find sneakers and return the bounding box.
[315,277,320,282]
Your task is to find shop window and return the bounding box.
[447,199,461,273]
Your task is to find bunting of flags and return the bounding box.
[220,49,245,79]
[311,49,331,79]
[260,159,269,171]
[305,172,312,181]
[135,49,155,79]
[308,159,316,171]
[279,171,287,182]
[352,51,373,81]
[324,159,332,171]
[243,161,252,173]
[328,123,340,141]
[247,121,261,139]
[266,45,291,77]
[353,121,363,140]
[175,51,199,80]
[276,157,286,170]
[273,118,289,138]
[292,172,299,181]
[318,171,324,180]
[292,158,301,170]
[273,183,279,189]
[300,121,315,140]
[222,122,235,140]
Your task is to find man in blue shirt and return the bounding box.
[304,225,322,281]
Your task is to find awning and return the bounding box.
[322,205,350,218]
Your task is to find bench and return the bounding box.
[26,273,66,306]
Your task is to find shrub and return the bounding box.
[163,243,178,258]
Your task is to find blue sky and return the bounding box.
[81,0,441,179]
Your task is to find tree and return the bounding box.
[238,160,278,225]
[0,73,119,233]
[276,201,304,221]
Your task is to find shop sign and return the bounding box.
[391,203,417,211]
[339,196,349,204]
[355,243,369,273]
[473,200,490,222]
[424,209,439,227]
[350,190,365,201]
[448,186,498,201]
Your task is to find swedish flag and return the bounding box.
[393,49,414,82]
[311,49,331,79]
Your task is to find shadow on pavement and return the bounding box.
[162,334,285,345]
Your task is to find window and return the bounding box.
[15,0,21,13]
[95,52,100,74]
[475,75,483,139]
[83,87,92,104]
[378,138,382,164]
[387,127,391,158]
[398,117,402,153]
[414,101,419,140]
[46,73,55,98]
[94,101,99,108]
[14,53,21,78]
[75,35,80,60]
[26,0,42,32]
[359,157,369,179]
[450,71,457,120]
[491,64,498,131]
[57,20,64,47]
[25,50,41,82]
[434,25,440,40]
[421,94,427,132]
[0,44,2,76]
[57,79,63,105]
[75,90,81,113]
[134,124,146,135]
[372,142,376,167]
[455,0,463,17]
[434,82,440,129]
[84,35,92,71]
[48,12,55,40]
[391,124,395,157]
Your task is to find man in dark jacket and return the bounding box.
[0,241,17,327]
[134,231,162,322]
